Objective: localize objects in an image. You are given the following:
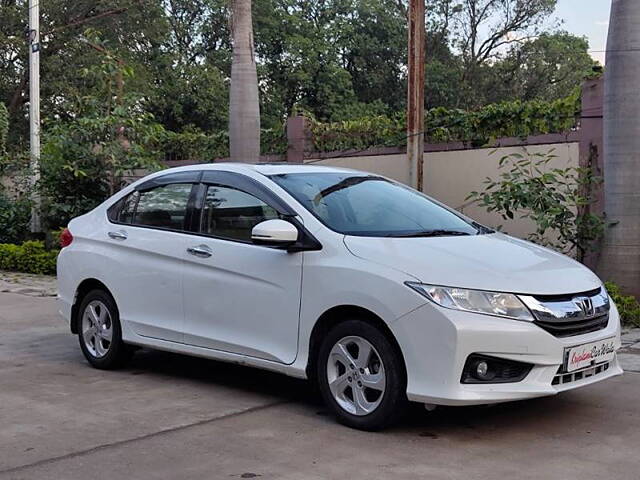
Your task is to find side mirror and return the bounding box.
[252,219,299,246]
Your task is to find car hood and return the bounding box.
[343,233,601,295]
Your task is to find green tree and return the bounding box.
[254,0,355,124]
[0,0,598,152]
[429,0,558,108]
[489,32,596,103]
[254,0,411,124]
[1,0,167,146]
[40,58,165,228]
[341,0,407,113]
[147,0,231,132]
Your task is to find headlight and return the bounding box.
[405,282,534,321]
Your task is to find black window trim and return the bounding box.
[194,183,281,245]
[195,171,320,251]
[200,170,297,217]
[106,169,321,252]
[135,170,203,192]
[107,178,199,235]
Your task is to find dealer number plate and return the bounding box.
[565,337,616,373]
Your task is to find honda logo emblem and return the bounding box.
[574,296,595,317]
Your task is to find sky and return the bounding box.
[552,0,612,64]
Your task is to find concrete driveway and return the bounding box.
[1,291,639,480]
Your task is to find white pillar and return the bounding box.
[28,0,42,233]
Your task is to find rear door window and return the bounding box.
[133,184,193,230]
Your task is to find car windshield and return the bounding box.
[270,172,480,237]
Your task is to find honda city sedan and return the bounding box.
[57,163,622,430]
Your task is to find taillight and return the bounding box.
[60,228,73,248]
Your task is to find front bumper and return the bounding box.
[390,300,623,406]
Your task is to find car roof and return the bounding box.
[154,162,362,177]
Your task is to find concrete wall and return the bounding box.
[305,142,580,241]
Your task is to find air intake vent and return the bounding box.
[552,361,611,385]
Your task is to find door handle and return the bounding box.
[187,245,213,258]
[108,230,128,240]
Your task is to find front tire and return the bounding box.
[317,319,408,430]
[77,289,132,370]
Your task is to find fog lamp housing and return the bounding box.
[461,354,533,384]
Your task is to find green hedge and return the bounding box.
[157,91,580,160]
[606,282,640,328]
[161,125,287,162]
[309,88,581,152]
[0,241,58,275]
[0,192,32,244]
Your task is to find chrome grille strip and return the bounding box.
[519,287,610,337]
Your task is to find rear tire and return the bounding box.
[77,289,132,370]
[317,319,408,431]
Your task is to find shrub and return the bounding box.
[0,192,31,244]
[466,149,603,262]
[605,282,640,328]
[0,241,58,275]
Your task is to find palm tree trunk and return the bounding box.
[229,0,260,163]
[598,0,640,296]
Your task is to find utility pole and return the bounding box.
[28,0,42,233]
[407,0,425,191]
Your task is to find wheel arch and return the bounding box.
[305,305,407,382]
[70,278,115,334]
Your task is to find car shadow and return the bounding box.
[126,347,582,436]
[128,347,321,405]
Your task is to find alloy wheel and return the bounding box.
[81,300,113,358]
[326,335,386,416]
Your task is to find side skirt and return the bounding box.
[121,322,308,380]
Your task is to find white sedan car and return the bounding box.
[57,163,622,430]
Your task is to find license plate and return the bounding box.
[565,337,616,373]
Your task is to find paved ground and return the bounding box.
[1,291,640,480]
[0,272,56,298]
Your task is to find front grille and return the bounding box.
[552,361,611,386]
[519,287,610,338]
[534,314,609,338]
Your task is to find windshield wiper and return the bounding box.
[386,229,474,238]
[313,176,384,203]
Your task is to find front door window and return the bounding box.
[201,185,280,242]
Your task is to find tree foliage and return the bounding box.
[423,0,596,108]
[309,89,580,152]
[488,32,597,103]
[1,0,595,148]
[39,56,165,228]
[1,0,167,147]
